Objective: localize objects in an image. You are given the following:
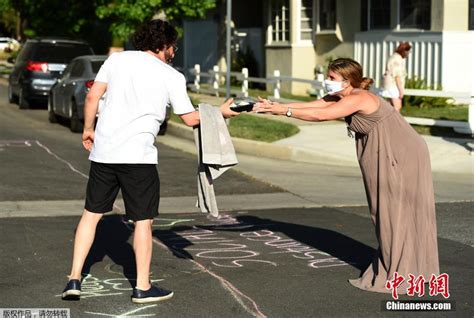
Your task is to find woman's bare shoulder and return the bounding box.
[351,90,380,113]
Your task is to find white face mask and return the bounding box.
[323,79,346,95]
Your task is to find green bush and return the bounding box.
[403,77,452,108]
[231,47,260,88]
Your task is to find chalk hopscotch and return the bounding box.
[158,214,351,269]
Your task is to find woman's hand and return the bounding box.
[254,97,286,115]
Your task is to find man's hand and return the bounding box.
[220,98,239,118]
[82,128,94,152]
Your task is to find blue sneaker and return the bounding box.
[62,279,81,300]
[131,284,174,304]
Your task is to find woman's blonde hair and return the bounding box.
[328,58,374,90]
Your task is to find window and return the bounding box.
[16,43,33,63]
[470,0,474,30]
[33,44,93,64]
[400,0,431,30]
[300,0,313,40]
[369,0,390,29]
[270,0,290,43]
[70,61,85,78]
[91,61,105,74]
[319,0,336,31]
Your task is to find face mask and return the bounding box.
[324,79,346,95]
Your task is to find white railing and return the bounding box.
[188,64,473,135]
[188,64,324,100]
[354,31,443,88]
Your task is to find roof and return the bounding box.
[27,37,91,45]
[72,55,108,61]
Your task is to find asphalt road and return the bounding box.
[1,207,472,317]
[0,83,472,317]
[0,86,281,202]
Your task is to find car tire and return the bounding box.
[19,88,29,109]
[70,100,83,133]
[8,85,18,104]
[48,95,58,123]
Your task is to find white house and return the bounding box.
[179,0,474,95]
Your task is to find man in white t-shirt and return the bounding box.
[61,19,239,304]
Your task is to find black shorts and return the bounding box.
[85,161,160,221]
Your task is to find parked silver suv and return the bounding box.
[49,55,107,132]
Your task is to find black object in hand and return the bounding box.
[230,99,256,112]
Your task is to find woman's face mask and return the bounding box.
[323,79,346,95]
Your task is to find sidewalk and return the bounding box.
[185,92,474,175]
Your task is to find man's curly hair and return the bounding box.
[132,19,178,52]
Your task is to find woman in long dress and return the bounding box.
[255,58,439,293]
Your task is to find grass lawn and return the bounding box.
[197,84,468,121]
[170,112,300,143]
[184,87,470,139]
[401,105,468,122]
[228,114,299,142]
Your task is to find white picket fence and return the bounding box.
[188,64,474,135]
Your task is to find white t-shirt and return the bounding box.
[89,51,195,164]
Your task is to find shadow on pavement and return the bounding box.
[81,215,137,288]
[154,214,375,272]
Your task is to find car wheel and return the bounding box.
[7,85,18,104]
[70,100,83,133]
[18,88,29,109]
[48,95,58,123]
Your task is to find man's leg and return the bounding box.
[133,219,154,290]
[68,210,103,280]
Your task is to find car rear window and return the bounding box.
[16,43,34,62]
[32,43,93,63]
[90,61,105,74]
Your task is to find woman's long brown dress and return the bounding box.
[346,96,440,294]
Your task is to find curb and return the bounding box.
[167,121,358,166]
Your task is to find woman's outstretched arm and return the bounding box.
[256,94,364,122]
[258,94,340,110]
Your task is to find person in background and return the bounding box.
[381,42,411,112]
[255,58,439,294]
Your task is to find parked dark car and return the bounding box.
[8,38,94,109]
[48,55,107,132]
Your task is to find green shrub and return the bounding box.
[231,47,261,88]
[403,77,452,108]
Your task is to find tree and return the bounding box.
[0,0,100,41]
[96,0,217,42]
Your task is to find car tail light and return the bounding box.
[85,80,94,90]
[26,61,49,73]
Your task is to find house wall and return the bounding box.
[443,0,469,30]
[431,0,444,31]
[266,47,293,92]
[442,31,474,93]
[266,0,361,95]
[290,46,316,95]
